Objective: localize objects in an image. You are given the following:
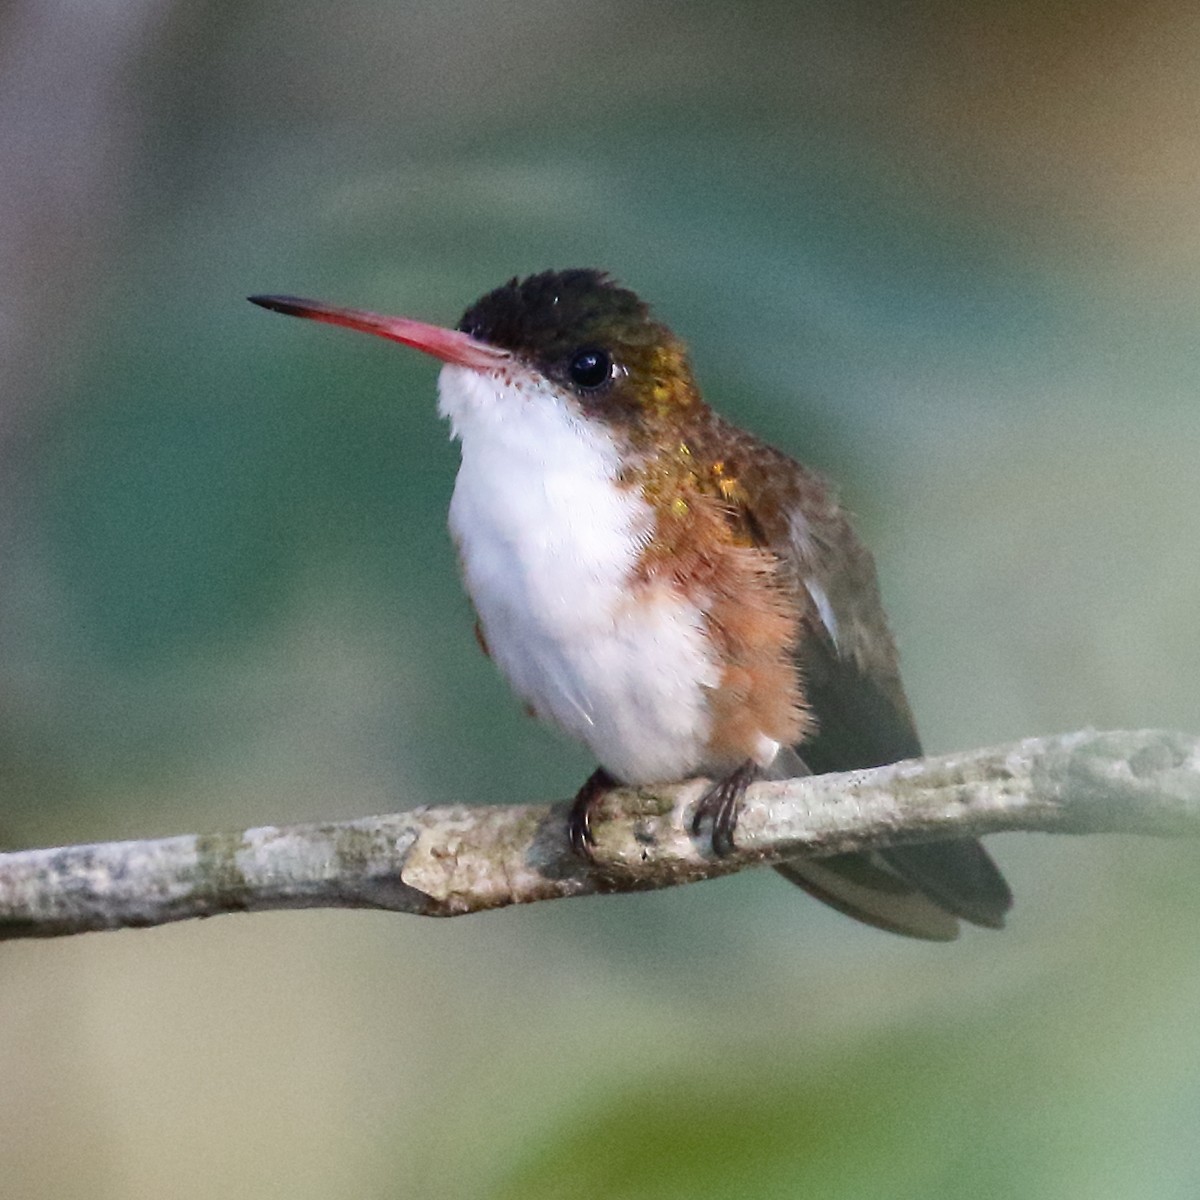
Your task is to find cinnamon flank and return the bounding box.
[626,442,809,766]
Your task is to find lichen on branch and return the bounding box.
[1,729,1197,941]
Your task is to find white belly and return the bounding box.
[438,364,721,783]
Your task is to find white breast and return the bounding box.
[437,364,721,783]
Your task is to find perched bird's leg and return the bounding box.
[568,767,619,859]
[692,761,759,856]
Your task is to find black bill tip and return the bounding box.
[248,294,313,317]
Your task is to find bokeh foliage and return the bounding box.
[2,1,1199,1196]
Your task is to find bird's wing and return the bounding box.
[784,627,1012,936]
[714,426,1012,937]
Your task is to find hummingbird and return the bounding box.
[250,270,1012,940]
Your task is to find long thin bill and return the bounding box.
[248,294,508,370]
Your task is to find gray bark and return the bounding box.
[2,729,1197,940]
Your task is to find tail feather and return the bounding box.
[774,855,961,941]
[880,840,1012,930]
[766,746,1012,937]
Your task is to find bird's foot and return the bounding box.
[692,761,758,856]
[568,767,618,860]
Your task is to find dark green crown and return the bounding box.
[458,269,657,356]
[459,269,693,397]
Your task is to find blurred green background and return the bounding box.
[3,1,1200,1196]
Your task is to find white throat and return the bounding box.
[437,364,721,783]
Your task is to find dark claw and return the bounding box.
[692,761,758,856]
[568,767,617,860]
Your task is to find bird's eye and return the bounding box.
[567,347,612,390]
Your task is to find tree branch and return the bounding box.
[2,728,1197,941]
